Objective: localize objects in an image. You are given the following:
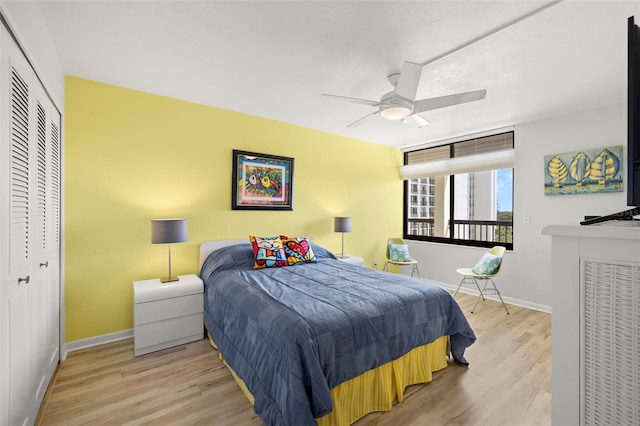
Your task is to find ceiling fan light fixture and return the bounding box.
[381,106,411,120]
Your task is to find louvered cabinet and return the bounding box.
[0,24,61,426]
[542,225,640,426]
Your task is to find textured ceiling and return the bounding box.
[33,0,640,149]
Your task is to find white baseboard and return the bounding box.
[61,329,133,361]
[59,277,551,360]
[419,277,552,314]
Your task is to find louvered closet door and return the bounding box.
[44,94,60,385]
[0,31,35,426]
[32,86,61,405]
[0,23,60,426]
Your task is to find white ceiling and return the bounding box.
[33,0,640,149]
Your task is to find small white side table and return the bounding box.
[133,274,204,356]
[337,255,365,267]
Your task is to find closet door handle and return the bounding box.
[40,261,49,268]
[18,276,30,285]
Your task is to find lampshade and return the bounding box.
[151,219,188,244]
[334,217,352,233]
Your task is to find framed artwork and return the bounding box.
[232,150,294,210]
[544,145,623,195]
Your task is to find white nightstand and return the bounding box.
[337,255,365,267]
[133,274,204,356]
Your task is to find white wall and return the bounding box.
[0,0,64,108]
[407,102,627,312]
[0,0,630,316]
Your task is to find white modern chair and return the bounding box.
[383,238,420,278]
[454,246,509,314]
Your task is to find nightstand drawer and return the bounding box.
[135,313,203,350]
[337,255,364,267]
[134,275,203,303]
[135,294,202,325]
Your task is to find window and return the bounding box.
[403,131,514,249]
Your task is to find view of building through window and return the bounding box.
[405,132,514,248]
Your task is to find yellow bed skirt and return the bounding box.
[209,334,450,426]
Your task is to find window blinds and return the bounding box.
[401,132,514,179]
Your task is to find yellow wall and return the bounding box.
[64,76,404,342]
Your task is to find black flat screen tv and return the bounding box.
[581,16,640,224]
[627,16,640,208]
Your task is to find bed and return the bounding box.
[199,238,476,426]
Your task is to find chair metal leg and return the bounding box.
[411,263,420,278]
[455,274,509,314]
[489,279,510,314]
[473,278,485,300]
[471,293,482,313]
[471,279,510,314]
[471,279,488,313]
[454,276,485,301]
[384,261,420,278]
[453,276,466,297]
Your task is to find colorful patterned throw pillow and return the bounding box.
[472,252,502,275]
[280,235,317,265]
[388,243,412,262]
[249,235,288,269]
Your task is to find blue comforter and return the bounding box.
[200,243,476,426]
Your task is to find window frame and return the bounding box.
[403,132,514,250]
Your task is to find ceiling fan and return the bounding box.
[321,61,487,128]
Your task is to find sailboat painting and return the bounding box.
[544,145,623,195]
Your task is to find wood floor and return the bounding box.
[37,293,551,426]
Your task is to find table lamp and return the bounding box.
[151,218,187,283]
[334,216,352,259]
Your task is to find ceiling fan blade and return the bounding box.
[320,93,379,106]
[403,114,430,128]
[347,111,379,128]
[413,89,487,114]
[394,61,423,102]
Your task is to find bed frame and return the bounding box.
[199,239,247,268]
[199,237,313,268]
